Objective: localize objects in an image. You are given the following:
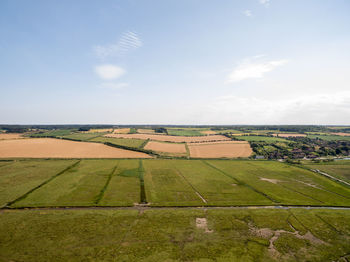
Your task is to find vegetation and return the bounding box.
[2,159,349,208]
[302,160,350,184]
[0,208,349,261]
[90,137,146,149]
[167,128,204,136]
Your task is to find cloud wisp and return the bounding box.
[243,10,253,17]
[259,0,270,7]
[95,64,126,80]
[227,56,288,83]
[94,31,142,59]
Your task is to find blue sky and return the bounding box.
[1,0,350,124]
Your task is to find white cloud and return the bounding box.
[227,56,288,83]
[95,64,125,80]
[243,10,253,17]
[99,82,129,89]
[259,0,270,6]
[94,31,142,58]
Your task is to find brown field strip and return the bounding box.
[273,133,306,137]
[113,128,130,134]
[105,133,230,143]
[0,134,24,140]
[0,138,151,158]
[188,141,252,158]
[144,141,187,154]
[200,130,217,135]
[331,132,350,136]
[84,128,113,133]
[137,129,155,134]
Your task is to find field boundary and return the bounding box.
[4,160,81,208]
[139,160,147,204]
[94,162,120,204]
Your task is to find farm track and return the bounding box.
[1,205,350,212]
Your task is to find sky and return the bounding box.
[0,0,350,125]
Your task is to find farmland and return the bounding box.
[90,136,147,149]
[188,141,252,158]
[0,138,151,158]
[235,135,289,143]
[0,157,349,261]
[303,160,350,184]
[144,141,187,155]
[105,133,230,143]
[2,159,349,208]
[0,126,350,261]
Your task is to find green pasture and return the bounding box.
[0,160,76,207]
[166,128,204,136]
[60,132,105,141]
[303,160,350,184]
[235,135,289,142]
[307,134,350,141]
[1,159,349,208]
[90,136,146,148]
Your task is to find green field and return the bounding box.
[307,134,350,141]
[0,160,76,207]
[30,129,74,137]
[60,132,105,141]
[167,128,205,136]
[2,159,350,208]
[235,135,289,142]
[303,160,350,184]
[90,136,146,149]
[0,208,349,261]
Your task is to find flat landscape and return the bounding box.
[0,125,349,261]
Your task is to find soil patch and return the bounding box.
[188,141,252,158]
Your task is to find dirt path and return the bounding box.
[312,169,350,187]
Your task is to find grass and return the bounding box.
[307,134,350,141]
[0,208,349,261]
[0,160,76,207]
[98,160,141,206]
[12,160,118,207]
[235,135,289,142]
[143,160,204,206]
[60,132,105,141]
[303,160,350,184]
[169,160,274,206]
[208,160,350,206]
[3,159,350,207]
[90,136,146,149]
[167,128,204,136]
[30,129,74,137]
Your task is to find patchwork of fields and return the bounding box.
[1,159,349,208]
[105,133,230,143]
